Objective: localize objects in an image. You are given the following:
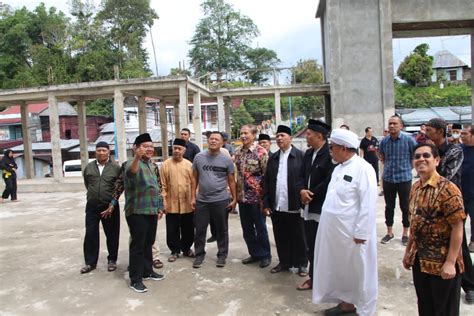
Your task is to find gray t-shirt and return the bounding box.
[193,151,234,202]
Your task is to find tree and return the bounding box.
[95,0,158,75]
[289,59,325,119]
[244,47,280,84]
[188,0,259,82]
[397,43,433,86]
[230,104,254,139]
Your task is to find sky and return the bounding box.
[3,0,471,78]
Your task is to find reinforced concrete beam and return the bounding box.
[178,82,189,132]
[48,94,63,182]
[217,95,225,132]
[20,102,34,179]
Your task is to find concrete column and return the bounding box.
[193,91,203,150]
[224,99,231,136]
[138,93,147,134]
[159,102,169,160]
[114,88,127,163]
[178,82,189,132]
[471,30,473,122]
[48,94,63,182]
[20,102,34,178]
[217,95,225,131]
[173,102,180,137]
[274,90,282,125]
[77,100,89,171]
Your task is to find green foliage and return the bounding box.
[188,0,259,81]
[169,68,192,76]
[0,1,156,89]
[395,82,471,108]
[86,99,113,116]
[244,47,280,84]
[292,59,323,84]
[397,43,433,86]
[230,104,254,139]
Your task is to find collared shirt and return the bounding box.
[183,141,201,163]
[234,142,268,204]
[409,172,465,276]
[124,159,163,216]
[275,147,292,212]
[160,158,193,214]
[379,132,416,183]
[96,160,106,176]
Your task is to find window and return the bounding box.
[448,70,457,81]
[65,129,71,139]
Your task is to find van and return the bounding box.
[63,159,93,177]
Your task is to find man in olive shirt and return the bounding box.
[124,133,165,293]
[81,142,121,274]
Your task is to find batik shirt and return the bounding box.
[234,142,268,204]
[409,173,465,276]
[124,159,163,216]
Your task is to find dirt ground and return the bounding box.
[0,187,473,315]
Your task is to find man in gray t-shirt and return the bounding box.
[191,132,237,268]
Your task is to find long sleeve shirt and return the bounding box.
[159,158,194,214]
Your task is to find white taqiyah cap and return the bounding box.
[330,128,359,149]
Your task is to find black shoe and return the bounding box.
[216,257,226,267]
[259,258,271,268]
[129,281,148,293]
[466,290,474,304]
[207,236,217,243]
[143,271,165,281]
[242,256,259,265]
[193,257,204,268]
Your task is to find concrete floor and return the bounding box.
[0,188,473,315]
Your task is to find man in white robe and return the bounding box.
[312,129,378,316]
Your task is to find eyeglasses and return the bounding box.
[414,152,432,160]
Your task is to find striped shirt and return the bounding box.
[124,159,163,216]
[379,132,417,183]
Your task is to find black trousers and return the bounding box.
[194,199,229,260]
[413,256,461,316]
[383,180,411,228]
[368,160,379,184]
[271,211,308,268]
[239,203,271,260]
[304,219,319,279]
[126,214,157,284]
[165,212,194,254]
[83,202,120,266]
[2,177,17,200]
[461,217,474,293]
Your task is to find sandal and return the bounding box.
[297,278,312,291]
[153,259,164,269]
[270,264,286,274]
[80,264,96,274]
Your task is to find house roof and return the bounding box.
[8,139,80,152]
[432,50,468,69]
[0,118,22,126]
[397,106,472,125]
[0,103,48,115]
[39,102,77,116]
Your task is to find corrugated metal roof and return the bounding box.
[8,139,80,151]
[0,103,48,115]
[432,50,467,69]
[398,106,471,125]
[39,102,77,116]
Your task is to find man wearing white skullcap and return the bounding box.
[312,129,378,316]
